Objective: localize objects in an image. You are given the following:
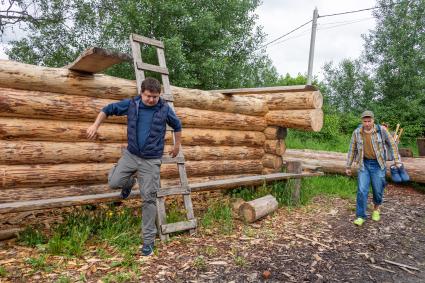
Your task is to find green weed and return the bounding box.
[200,200,233,234]
[18,227,46,247]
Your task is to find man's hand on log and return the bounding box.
[345,168,352,176]
[86,124,98,140]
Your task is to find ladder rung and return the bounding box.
[131,34,164,48]
[136,61,169,75]
[161,94,174,102]
[161,156,185,164]
[157,186,190,197]
[161,219,197,234]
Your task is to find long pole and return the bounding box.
[307,7,318,85]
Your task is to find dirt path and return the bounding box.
[1,184,424,282]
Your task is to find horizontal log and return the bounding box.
[265,109,323,132]
[262,154,283,169]
[0,141,264,165]
[283,149,425,184]
[0,172,324,213]
[0,88,266,130]
[0,117,265,146]
[0,174,256,203]
[262,168,281,174]
[0,160,263,189]
[0,60,267,116]
[264,139,286,155]
[239,194,278,223]
[263,126,287,140]
[263,91,323,110]
[0,228,24,241]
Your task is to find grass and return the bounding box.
[200,200,233,234]
[230,175,357,207]
[101,272,137,283]
[0,266,7,277]
[193,255,207,271]
[17,226,46,247]
[25,254,54,273]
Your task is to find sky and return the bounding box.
[0,0,377,80]
[255,0,377,79]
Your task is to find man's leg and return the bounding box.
[356,165,371,220]
[108,149,138,193]
[138,158,161,252]
[370,162,386,221]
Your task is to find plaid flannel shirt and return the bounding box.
[346,124,401,170]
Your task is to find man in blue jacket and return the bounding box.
[86,77,182,256]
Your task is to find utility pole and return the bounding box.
[307,7,318,85]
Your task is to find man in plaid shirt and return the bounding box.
[346,111,402,226]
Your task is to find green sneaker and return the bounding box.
[372,210,380,221]
[353,217,365,226]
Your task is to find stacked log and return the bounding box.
[0,59,324,209]
[282,149,425,184]
[262,126,286,174]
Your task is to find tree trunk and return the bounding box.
[239,194,278,223]
[0,141,264,165]
[0,117,265,146]
[265,109,323,132]
[283,149,425,184]
[0,88,266,130]
[0,60,267,116]
[0,160,263,189]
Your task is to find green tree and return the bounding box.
[6,0,278,89]
[322,59,376,114]
[363,0,425,137]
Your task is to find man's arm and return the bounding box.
[86,99,131,140]
[87,112,107,140]
[346,131,357,175]
[166,107,183,158]
[382,126,402,165]
[170,131,182,158]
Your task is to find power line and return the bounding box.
[256,1,404,51]
[318,1,403,18]
[255,19,312,51]
[317,17,375,31]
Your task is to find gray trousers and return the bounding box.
[108,149,161,245]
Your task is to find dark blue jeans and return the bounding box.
[356,159,386,219]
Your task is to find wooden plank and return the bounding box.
[161,156,185,164]
[210,85,318,95]
[66,47,132,74]
[156,197,169,241]
[183,194,197,234]
[0,171,323,214]
[157,186,190,197]
[129,37,144,94]
[287,161,302,204]
[131,34,164,49]
[136,61,169,75]
[161,219,197,234]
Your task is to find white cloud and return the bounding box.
[256,0,377,79]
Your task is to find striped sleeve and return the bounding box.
[346,131,357,168]
[382,127,401,163]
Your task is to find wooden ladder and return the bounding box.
[129,34,196,241]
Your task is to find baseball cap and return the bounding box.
[361,110,374,119]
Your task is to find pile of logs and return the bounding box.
[0,59,324,204]
[282,149,425,184]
